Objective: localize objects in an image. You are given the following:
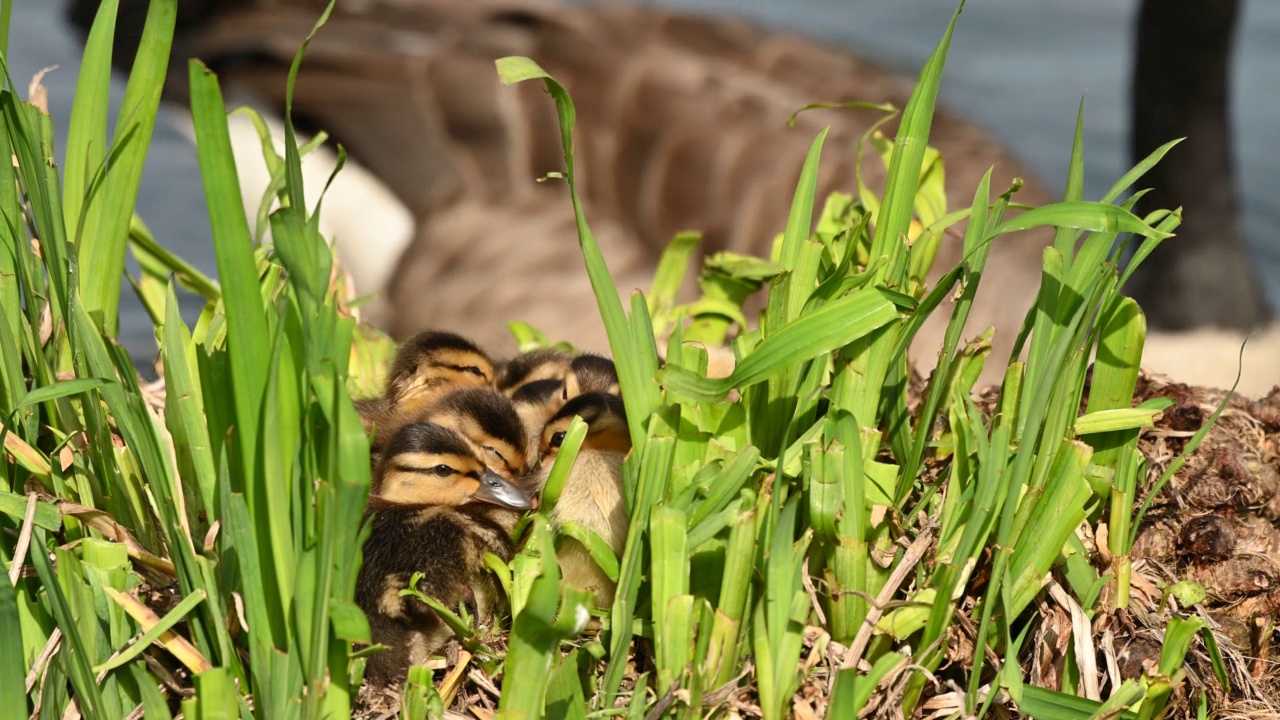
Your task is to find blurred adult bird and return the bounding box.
[67,0,1052,377]
[66,0,1280,395]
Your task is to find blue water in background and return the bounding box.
[10,0,1280,360]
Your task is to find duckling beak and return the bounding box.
[475,469,533,510]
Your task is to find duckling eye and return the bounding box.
[432,464,454,477]
[549,431,567,449]
[463,366,485,377]
[484,445,507,462]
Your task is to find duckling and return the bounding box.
[565,353,620,398]
[535,392,632,607]
[416,387,529,483]
[497,348,573,397]
[357,330,496,459]
[501,351,618,473]
[357,421,532,687]
[509,378,570,474]
[384,331,496,417]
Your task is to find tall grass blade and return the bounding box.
[77,0,174,334]
[187,60,270,490]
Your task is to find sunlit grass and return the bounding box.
[0,0,1239,718]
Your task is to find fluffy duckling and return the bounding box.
[416,387,529,483]
[355,330,496,457]
[384,331,496,417]
[501,351,619,473]
[497,348,572,397]
[536,392,632,606]
[499,349,619,400]
[357,422,532,686]
[509,378,570,475]
[565,353,620,398]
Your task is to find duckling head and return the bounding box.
[385,331,495,416]
[539,391,632,467]
[373,422,531,510]
[497,348,573,396]
[420,387,529,482]
[564,353,620,399]
[509,377,569,468]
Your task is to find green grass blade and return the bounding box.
[867,2,964,282]
[495,56,660,451]
[658,287,899,401]
[29,529,106,720]
[774,128,830,324]
[647,231,700,323]
[2,91,71,317]
[1052,98,1087,260]
[1101,138,1183,204]
[602,429,676,701]
[0,0,10,58]
[62,0,117,247]
[130,217,221,301]
[187,60,270,490]
[161,282,217,529]
[93,590,206,674]
[77,0,174,335]
[989,201,1172,240]
[499,520,592,717]
[15,377,112,408]
[545,650,589,720]
[0,570,25,719]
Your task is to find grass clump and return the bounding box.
[3,1,1273,718]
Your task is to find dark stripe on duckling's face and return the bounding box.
[377,460,484,507]
[373,423,494,506]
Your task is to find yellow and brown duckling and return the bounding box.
[499,349,619,400]
[509,378,572,476]
[499,349,621,467]
[497,348,573,397]
[535,392,632,606]
[565,353,621,398]
[357,421,532,686]
[415,387,530,484]
[383,331,496,417]
[355,330,496,459]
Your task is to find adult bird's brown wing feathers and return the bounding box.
[70,0,1055,373]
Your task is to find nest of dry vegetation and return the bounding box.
[351,374,1280,720]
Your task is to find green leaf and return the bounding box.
[658,287,899,401]
[990,200,1173,241]
[187,60,270,493]
[867,0,963,285]
[14,377,112,409]
[94,590,207,674]
[63,0,118,248]
[558,521,620,583]
[77,0,175,335]
[0,570,25,720]
[495,55,660,452]
[0,490,60,530]
[1017,684,1138,720]
[1075,408,1163,435]
[545,649,589,720]
[28,529,106,720]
